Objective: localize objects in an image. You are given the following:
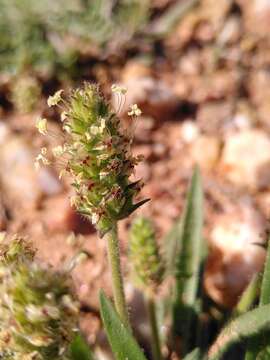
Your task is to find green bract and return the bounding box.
[129,217,164,292]
[0,236,79,359]
[47,83,148,236]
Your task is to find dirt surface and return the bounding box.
[1,0,270,350]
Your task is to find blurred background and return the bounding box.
[0,0,270,355]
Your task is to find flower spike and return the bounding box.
[0,235,79,359]
[41,83,147,236]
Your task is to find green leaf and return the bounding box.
[208,304,270,360]
[257,346,270,360]
[173,167,204,354]
[234,273,260,316]
[259,237,270,306]
[245,237,270,359]
[99,291,148,360]
[163,217,183,277]
[70,334,95,360]
[183,348,201,360]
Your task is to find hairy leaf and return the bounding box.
[100,291,147,360]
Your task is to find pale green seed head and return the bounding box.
[0,236,79,359]
[44,83,149,236]
[129,217,164,292]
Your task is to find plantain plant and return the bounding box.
[36,83,149,331]
[0,81,266,359]
[0,234,92,360]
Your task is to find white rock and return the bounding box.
[180,121,200,143]
[220,129,270,189]
[0,133,62,208]
[204,202,265,307]
[190,135,221,170]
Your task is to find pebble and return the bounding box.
[180,121,200,143]
[190,135,221,171]
[204,201,265,307]
[220,129,270,190]
[0,128,62,208]
[42,194,95,234]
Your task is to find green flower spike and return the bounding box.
[129,217,164,292]
[129,218,164,360]
[45,83,149,237]
[0,235,79,360]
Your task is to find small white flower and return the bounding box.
[47,89,63,107]
[111,84,127,95]
[52,145,65,157]
[59,347,66,356]
[75,172,84,183]
[41,147,47,155]
[70,196,79,208]
[85,131,91,140]
[97,153,109,162]
[63,123,71,133]
[44,305,60,320]
[42,157,51,166]
[26,305,46,322]
[91,212,99,225]
[34,147,51,170]
[62,294,79,314]
[90,125,100,135]
[59,169,67,179]
[36,118,48,135]
[45,292,55,300]
[99,171,108,179]
[61,111,68,122]
[93,144,106,151]
[100,117,106,132]
[128,103,142,117]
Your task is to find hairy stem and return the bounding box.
[147,295,162,360]
[105,226,130,329]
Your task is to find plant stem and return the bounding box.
[146,294,162,360]
[105,226,130,329]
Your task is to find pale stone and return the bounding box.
[190,135,221,171]
[204,202,265,307]
[220,129,270,189]
[0,130,62,208]
[180,121,200,144]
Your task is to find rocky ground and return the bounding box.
[1,0,270,354]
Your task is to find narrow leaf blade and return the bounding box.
[70,334,95,360]
[183,348,201,360]
[244,236,270,359]
[260,237,270,306]
[163,218,183,277]
[99,291,147,360]
[209,304,270,360]
[173,167,204,353]
[234,273,260,316]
